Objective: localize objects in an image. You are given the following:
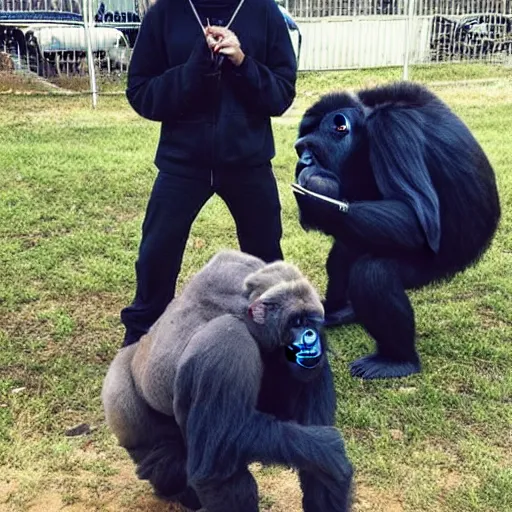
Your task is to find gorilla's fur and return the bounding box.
[102,250,353,511]
[293,81,500,380]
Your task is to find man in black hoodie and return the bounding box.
[121,0,297,346]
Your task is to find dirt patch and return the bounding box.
[5,462,173,512]
[442,471,463,492]
[9,464,301,512]
[2,456,410,512]
[0,479,19,507]
[354,483,404,512]
[27,492,63,512]
[23,490,170,512]
[251,464,302,511]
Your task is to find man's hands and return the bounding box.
[205,26,245,67]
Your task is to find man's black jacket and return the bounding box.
[126,0,298,170]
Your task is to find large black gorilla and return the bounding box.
[292,82,500,380]
[102,250,353,512]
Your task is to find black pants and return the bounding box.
[121,162,283,345]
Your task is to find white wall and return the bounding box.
[296,16,434,70]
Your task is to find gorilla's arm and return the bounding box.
[297,193,429,255]
[331,200,428,253]
[174,315,352,511]
[173,315,263,484]
[295,361,336,425]
[294,362,353,512]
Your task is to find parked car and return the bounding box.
[26,25,130,73]
[430,14,512,61]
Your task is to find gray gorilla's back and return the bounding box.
[130,250,265,414]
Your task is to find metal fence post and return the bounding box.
[83,0,98,108]
[402,0,416,80]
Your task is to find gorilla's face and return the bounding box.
[246,277,326,382]
[283,311,326,382]
[294,104,378,203]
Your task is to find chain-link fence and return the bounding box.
[0,0,511,80]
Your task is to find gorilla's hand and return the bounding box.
[296,166,341,199]
[293,187,348,234]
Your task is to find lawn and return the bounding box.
[0,65,511,511]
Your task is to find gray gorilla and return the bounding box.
[102,250,353,512]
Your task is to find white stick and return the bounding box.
[291,183,349,212]
[402,0,416,81]
[83,0,98,109]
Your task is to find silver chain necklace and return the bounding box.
[187,0,246,33]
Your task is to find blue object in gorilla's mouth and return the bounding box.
[285,328,322,369]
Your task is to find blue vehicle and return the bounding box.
[276,0,302,62]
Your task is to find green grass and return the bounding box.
[0,66,511,511]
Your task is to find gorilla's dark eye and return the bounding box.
[292,316,302,327]
[333,113,349,133]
